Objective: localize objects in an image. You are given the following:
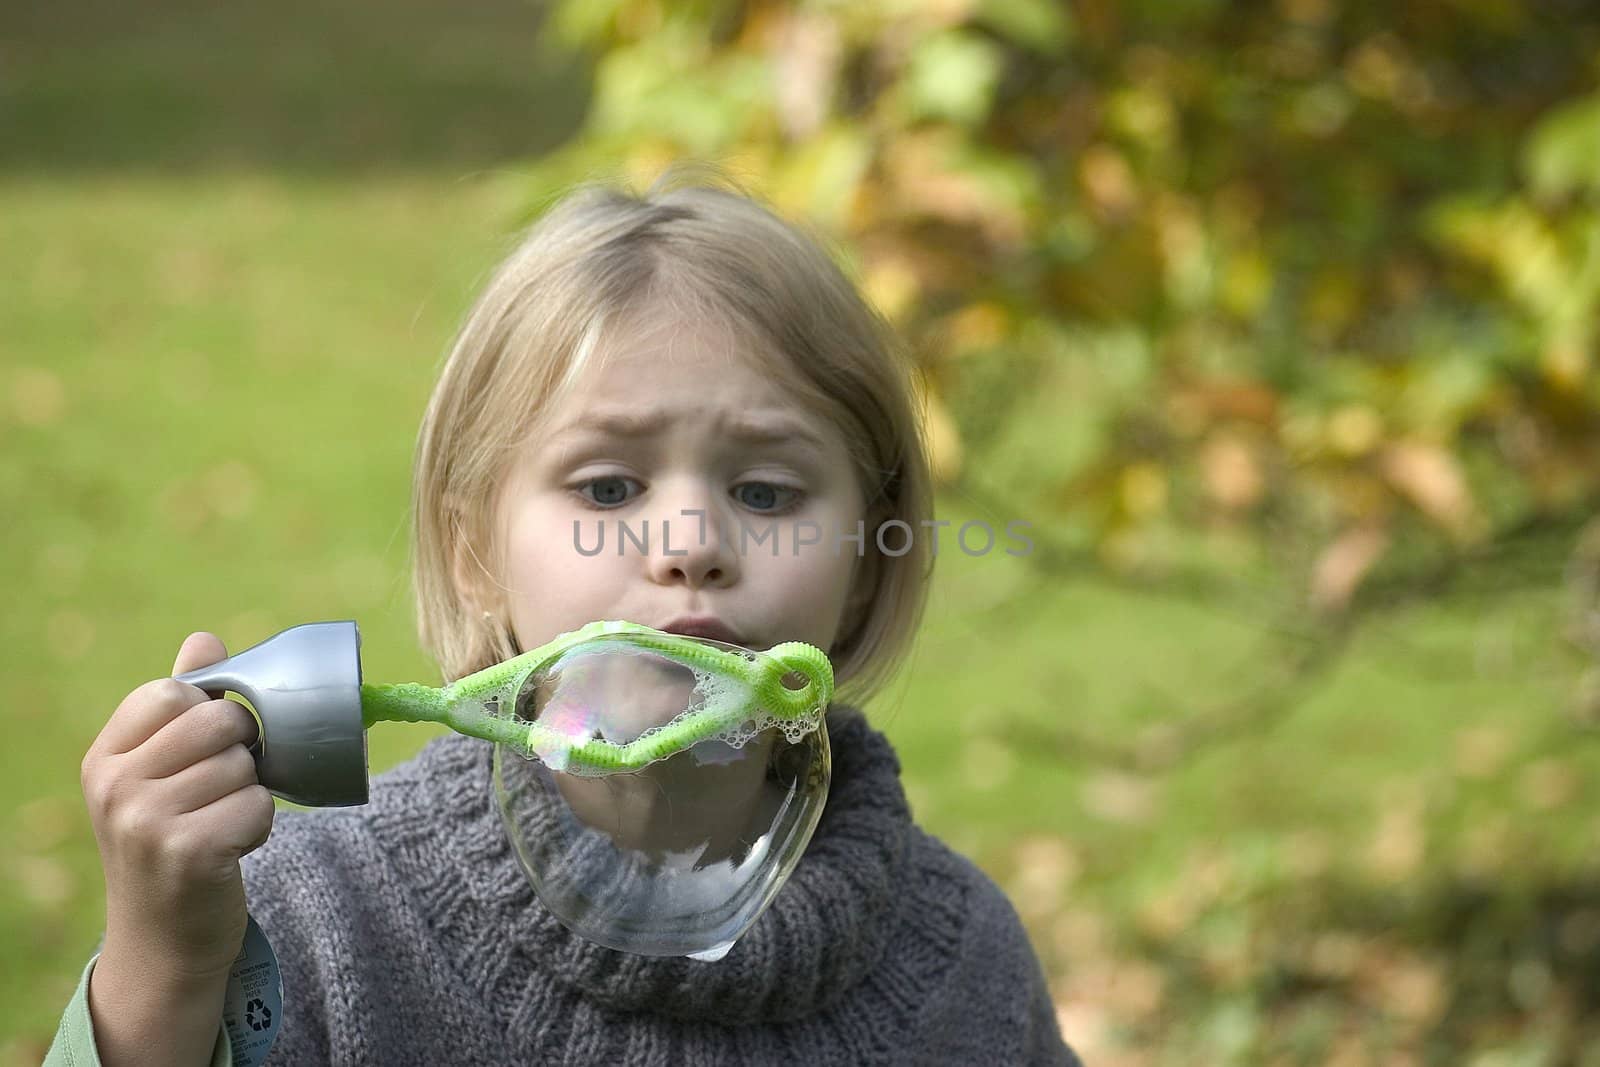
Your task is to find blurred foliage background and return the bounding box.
[4,0,1600,1063]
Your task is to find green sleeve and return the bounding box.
[44,955,233,1067]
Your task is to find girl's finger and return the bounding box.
[94,633,231,755]
[172,632,229,679]
[95,677,215,756]
[158,743,261,816]
[181,783,276,857]
[136,699,260,781]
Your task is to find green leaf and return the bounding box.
[901,30,1004,127]
[946,141,1045,221]
[1397,354,1497,435]
[590,40,772,155]
[549,0,630,48]
[1525,90,1600,199]
[777,124,873,231]
[976,0,1074,55]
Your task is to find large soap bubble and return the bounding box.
[482,624,833,960]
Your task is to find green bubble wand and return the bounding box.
[174,619,834,806]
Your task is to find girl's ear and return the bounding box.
[450,533,495,617]
[451,552,479,615]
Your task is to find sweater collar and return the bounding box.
[369,705,915,1023]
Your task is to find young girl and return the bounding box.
[52,174,1079,1065]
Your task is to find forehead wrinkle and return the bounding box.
[542,311,838,457]
[545,405,829,455]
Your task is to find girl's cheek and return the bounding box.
[779,560,854,623]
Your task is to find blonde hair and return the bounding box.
[411,169,934,706]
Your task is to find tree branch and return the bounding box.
[960,476,1600,771]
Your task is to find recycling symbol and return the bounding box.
[245,998,273,1032]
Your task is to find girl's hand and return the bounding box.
[81,632,273,1066]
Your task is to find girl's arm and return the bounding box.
[45,953,232,1067]
[86,950,232,1066]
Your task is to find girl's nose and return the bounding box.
[644,485,739,590]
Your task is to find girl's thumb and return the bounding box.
[172,631,230,678]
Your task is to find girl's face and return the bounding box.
[485,311,871,659]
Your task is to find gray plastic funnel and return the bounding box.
[174,621,369,807]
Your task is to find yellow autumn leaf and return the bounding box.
[1119,462,1168,519]
[1325,403,1384,457]
[1219,249,1271,318]
[1200,433,1264,510]
[1309,524,1390,612]
[1542,338,1592,392]
[862,256,921,323]
[1379,439,1480,537]
[944,301,1008,353]
[1078,143,1136,217]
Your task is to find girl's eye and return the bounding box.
[572,477,799,512]
[574,475,640,508]
[733,482,801,513]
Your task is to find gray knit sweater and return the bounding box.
[240,705,1079,1065]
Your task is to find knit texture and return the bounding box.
[242,705,1079,1065]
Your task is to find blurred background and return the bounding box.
[4,0,1600,1062]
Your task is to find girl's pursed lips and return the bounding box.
[659,616,748,647]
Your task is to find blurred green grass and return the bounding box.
[4,4,1599,1063]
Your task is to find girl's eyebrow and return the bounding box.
[550,408,829,451]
